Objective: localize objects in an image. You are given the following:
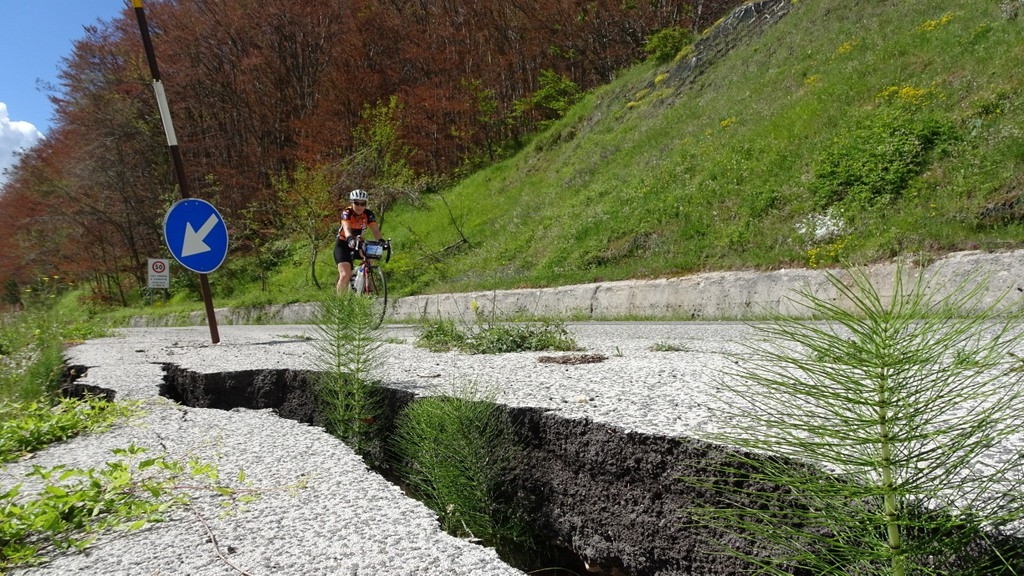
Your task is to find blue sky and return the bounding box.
[1,0,128,186]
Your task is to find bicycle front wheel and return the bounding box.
[362,265,387,328]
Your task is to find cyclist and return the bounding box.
[334,189,384,294]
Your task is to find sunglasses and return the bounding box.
[353,201,367,206]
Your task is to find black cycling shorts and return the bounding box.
[333,238,355,265]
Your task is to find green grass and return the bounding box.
[2,295,109,402]
[415,319,469,352]
[374,0,1024,296]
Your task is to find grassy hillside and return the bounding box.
[373,0,1023,297]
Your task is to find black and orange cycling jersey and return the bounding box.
[339,205,377,240]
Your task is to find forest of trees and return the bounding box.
[0,0,742,306]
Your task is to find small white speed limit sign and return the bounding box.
[148,258,170,289]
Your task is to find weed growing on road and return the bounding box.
[415,319,579,354]
[687,266,1024,574]
[649,341,690,352]
[0,398,135,462]
[415,319,468,352]
[0,443,251,570]
[0,400,257,570]
[311,293,385,461]
[393,383,532,555]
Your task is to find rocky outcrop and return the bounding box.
[661,0,793,92]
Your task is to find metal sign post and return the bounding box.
[132,0,220,343]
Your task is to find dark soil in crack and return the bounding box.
[154,365,749,574]
[103,364,1021,576]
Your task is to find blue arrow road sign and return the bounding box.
[163,199,229,274]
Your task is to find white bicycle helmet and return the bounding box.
[349,189,369,202]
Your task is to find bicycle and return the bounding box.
[350,236,392,328]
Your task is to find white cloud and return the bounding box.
[0,102,44,187]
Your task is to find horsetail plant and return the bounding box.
[687,265,1024,575]
[310,292,385,462]
[392,383,532,557]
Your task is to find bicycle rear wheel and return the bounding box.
[362,264,387,328]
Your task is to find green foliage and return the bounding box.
[166,269,202,303]
[810,106,958,210]
[461,78,519,168]
[0,399,134,462]
[1,280,21,309]
[0,444,245,570]
[467,322,580,354]
[393,384,531,553]
[348,96,417,194]
[273,164,337,290]
[232,202,287,295]
[688,266,1024,575]
[415,319,580,354]
[310,293,385,459]
[215,226,293,299]
[415,319,469,352]
[514,70,582,127]
[644,26,695,63]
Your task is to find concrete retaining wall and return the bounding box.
[127,250,1024,327]
[389,250,1024,322]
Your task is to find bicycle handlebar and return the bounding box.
[354,236,392,263]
